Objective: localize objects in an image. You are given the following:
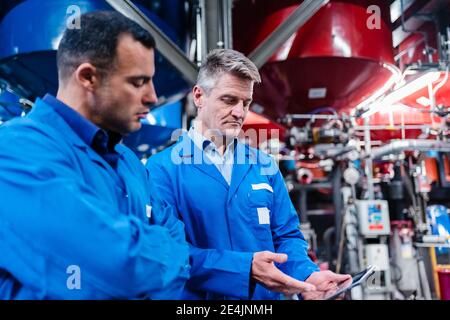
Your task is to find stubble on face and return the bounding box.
[91,35,156,135]
[196,73,253,144]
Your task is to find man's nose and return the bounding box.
[231,102,245,118]
[143,81,158,107]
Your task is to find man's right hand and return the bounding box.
[251,251,316,295]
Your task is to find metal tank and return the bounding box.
[233,0,399,121]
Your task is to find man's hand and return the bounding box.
[302,270,352,300]
[251,251,316,295]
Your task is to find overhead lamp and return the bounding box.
[378,103,412,115]
[388,71,441,100]
[353,63,401,115]
[416,96,431,106]
[362,71,441,118]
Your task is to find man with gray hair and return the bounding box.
[147,49,350,299]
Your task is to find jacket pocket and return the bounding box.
[247,185,274,208]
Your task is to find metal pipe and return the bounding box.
[195,1,204,65]
[355,124,433,131]
[282,114,340,122]
[418,255,432,300]
[325,145,357,159]
[394,37,426,61]
[299,189,308,224]
[292,182,332,191]
[400,0,433,63]
[332,165,343,251]
[322,226,336,270]
[106,0,198,85]
[248,0,329,68]
[364,117,375,199]
[369,139,450,159]
[221,0,233,49]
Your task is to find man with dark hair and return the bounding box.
[0,11,189,299]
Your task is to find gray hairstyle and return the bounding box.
[196,49,261,94]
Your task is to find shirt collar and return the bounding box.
[42,94,122,150]
[43,94,100,146]
[188,126,236,155]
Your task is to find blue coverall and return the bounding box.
[0,97,190,299]
[146,133,319,299]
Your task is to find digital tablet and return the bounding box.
[324,265,376,300]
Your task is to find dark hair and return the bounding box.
[57,11,155,81]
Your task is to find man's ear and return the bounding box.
[74,63,101,91]
[192,85,204,109]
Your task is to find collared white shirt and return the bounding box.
[188,126,235,185]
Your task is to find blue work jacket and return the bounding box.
[0,98,190,299]
[146,133,319,300]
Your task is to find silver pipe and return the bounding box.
[195,2,204,65]
[221,0,233,49]
[106,0,198,85]
[316,145,357,159]
[394,37,426,61]
[284,114,340,121]
[417,258,432,300]
[354,124,432,131]
[370,139,450,159]
[364,117,375,199]
[400,0,433,63]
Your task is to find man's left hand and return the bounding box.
[301,271,352,300]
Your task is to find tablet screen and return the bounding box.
[323,265,376,300]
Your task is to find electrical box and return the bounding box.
[365,244,390,271]
[356,200,391,237]
[364,244,392,299]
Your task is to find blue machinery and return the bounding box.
[0,0,189,153]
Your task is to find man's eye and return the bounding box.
[222,98,236,105]
[132,80,145,88]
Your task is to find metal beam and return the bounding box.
[199,0,233,57]
[248,0,329,69]
[220,0,233,50]
[390,0,415,24]
[105,0,198,85]
[204,0,220,52]
[391,0,440,48]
